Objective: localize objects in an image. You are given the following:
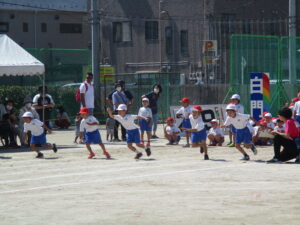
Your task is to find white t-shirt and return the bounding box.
[80,82,94,109]
[235,104,244,114]
[138,107,152,118]
[80,115,99,133]
[208,127,224,137]
[274,125,285,132]
[165,125,181,135]
[189,114,205,131]
[24,119,44,136]
[176,106,192,118]
[266,121,275,129]
[224,113,250,129]
[114,114,138,130]
[293,101,300,116]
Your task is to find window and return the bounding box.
[60,23,82,33]
[113,21,132,42]
[145,21,158,40]
[165,26,173,55]
[41,23,47,32]
[23,23,28,32]
[180,30,188,54]
[0,22,9,32]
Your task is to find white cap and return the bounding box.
[210,119,218,123]
[22,112,33,118]
[226,104,237,111]
[142,97,149,102]
[117,104,127,111]
[230,94,240,100]
[272,118,277,123]
[264,113,272,117]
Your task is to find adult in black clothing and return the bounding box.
[32,86,55,129]
[106,80,134,141]
[142,84,162,138]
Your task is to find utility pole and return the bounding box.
[91,0,101,113]
[289,0,296,84]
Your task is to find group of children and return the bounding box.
[20,93,299,163]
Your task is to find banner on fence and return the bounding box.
[250,72,270,121]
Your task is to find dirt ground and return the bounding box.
[0,125,299,225]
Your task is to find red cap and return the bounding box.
[180,97,190,103]
[298,92,300,96]
[79,107,89,114]
[260,121,267,126]
[193,105,202,112]
[166,117,174,122]
[292,97,299,102]
[290,102,295,107]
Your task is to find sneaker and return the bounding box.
[241,154,250,161]
[250,144,257,155]
[52,143,57,153]
[174,141,179,145]
[228,143,235,147]
[295,156,299,164]
[113,138,121,142]
[145,147,151,157]
[200,147,204,154]
[166,142,173,145]
[103,151,111,159]
[183,144,190,148]
[204,154,209,160]
[226,142,232,146]
[88,153,95,159]
[151,135,159,139]
[267,157,280,163]
[135,152,143,159]
[36,152,44,158]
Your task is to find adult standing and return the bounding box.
[268,107,299,163]
[32,86,55,129]
[107,80,133,141]
[142,84,162,138]
[80,72,94,115]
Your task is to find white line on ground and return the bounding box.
[0,163,252,194]
[0,161,203,184]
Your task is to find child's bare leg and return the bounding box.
[74,136,78,143]
[171,134,177,142]
[201,141,208,155]
[127,143,137,152]
[186,131,190,144]
[136,143,145,149]
[244,143,252,149]
[106,133,109,141]
[30,144,40,153]
[99,143,108,153]
[229,131,233,142]
[232,133,236,143]
[235,143,247,155]
[146,131,151,143]
[141,131,145,143]
[41,143,54,149]
[85,143,94,155]
[207,134,215,144]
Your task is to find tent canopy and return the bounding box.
[0,34,45,76]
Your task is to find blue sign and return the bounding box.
[250,73,263,121]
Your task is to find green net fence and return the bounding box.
[103,72,181,122]
[226,34,300,115]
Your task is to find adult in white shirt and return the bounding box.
[80,72,94,115]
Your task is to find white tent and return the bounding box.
[0,34,45,76]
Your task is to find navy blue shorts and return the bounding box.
[31,133,47,145]
[127,128,141,144]
[235,127,252,144]
[139,119,152,132]
[295,116,300,125]
[85,129,102,144]
[191,128,207,144]
[230,125,237,133]
[182,118,192,129]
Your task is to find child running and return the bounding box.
[107,104,150,159]
[227,94,244,147]
[22,112,57,158]
[176,97,192,148]
[138,97,152,150]
[183,105,209,160]
[79,107,111,159]
[164,117,181,145]
[221,104,257,160]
